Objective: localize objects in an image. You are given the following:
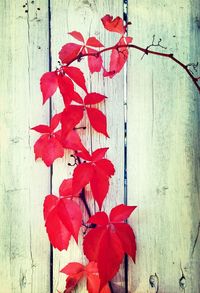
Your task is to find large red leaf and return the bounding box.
[86,107,109,137]
[91,148,109,162]
[101,15,125,34]
[40,71,58,104]
[95,159,115,177]
[58,129,85,151]
[59,43,82,64]
[84,205,137,287]
[43,195,82,250]
[31,125,50,134]
[63,66,87,92]
[59,178,80,198]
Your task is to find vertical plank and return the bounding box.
[50,0,125,292]
[127,0,200,292]
[0,1,50,292]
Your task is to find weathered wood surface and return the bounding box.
[0,1,50,292]
[0,0,199,292]
[127,1,200,292]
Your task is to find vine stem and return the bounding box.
[67,43,200,94]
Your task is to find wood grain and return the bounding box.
[127,1,200,292]
[0,1,50,292]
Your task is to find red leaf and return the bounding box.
[59,130,85,152]
[88,212,109,226]
[61,262,84,275]
[86,107,109,137]
[31,125,50,134]
[44,195,82,249]
[58,74,75,106]
[109,204,137,222]
[83,226,106,261]
[114,223,136,262]
[87,48,103,73]
[61,106,84,138]
[83,206,137,287]
[86,37,104,48]
[72,163,94,194]
[90,167,110,209]
[95,159,115,177]
[91,148,109,162]
[61,262,111,293]
[84,93,106,105]
[50,113,61,132]
[101,15,125,34]
[109,47,128,77]
[34,135,64,166]
[40,71,58,104]
[59,178,79,198]
[63,66,87,92]
[98,228,124,288]
[59,43,82,64]
[43,195,71,250]
[68,31,84,42]
[41,136,64,166]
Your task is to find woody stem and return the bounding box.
[67,43,200,94]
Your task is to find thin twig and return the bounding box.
[66,43,200,94]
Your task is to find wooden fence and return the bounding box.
[0,0,199,292]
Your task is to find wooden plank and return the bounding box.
[50,0,125,292]
[127,1,200,292]
[0,1,50,292]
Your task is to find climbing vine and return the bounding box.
[32,15,200,293]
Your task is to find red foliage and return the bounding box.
[61,262,111,293]
[83,205,137,288]
[33,14,137,292]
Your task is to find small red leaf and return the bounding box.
[63,66,87,92]
[59,43,82,64]
[75,149,92,161]
[68,31,84,42]
[86,107,109,137]
[50,113,61,132]
[91,148,109,162]
[61,262,84,275]
[84,93,106,105]
[101,15,125,34]
[109,204,137,222]
[31,125,50,134]
[40,71,58,104]
[59,130,85,152]
[86,37,104,48]
[88,212,109,226]
[87,48,103,73]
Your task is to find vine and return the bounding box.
[32,15,200,293]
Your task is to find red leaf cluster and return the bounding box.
[32,14,137,293]
[84,205,137,288]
